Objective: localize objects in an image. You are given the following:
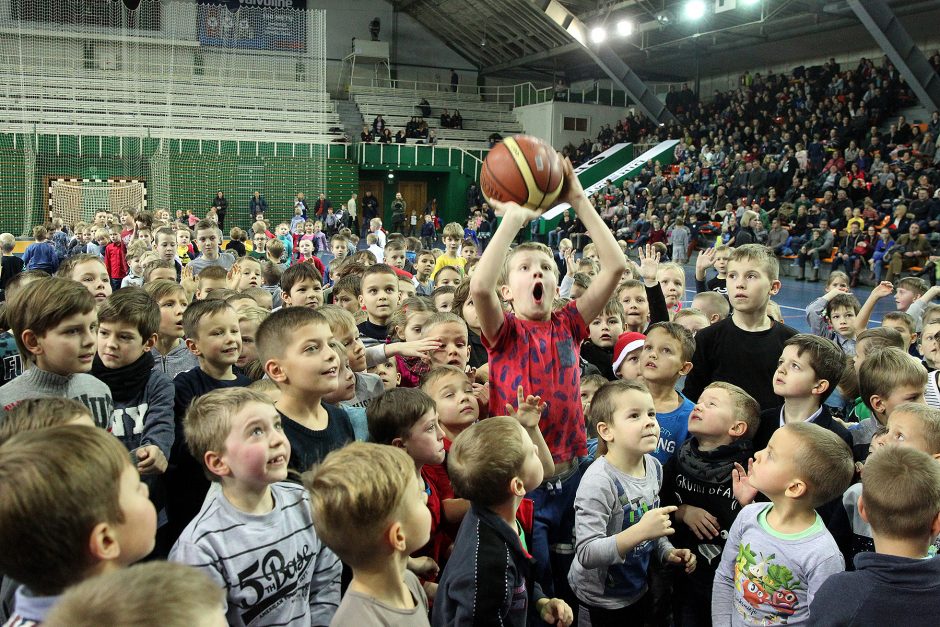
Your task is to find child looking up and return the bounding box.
[433,417,573,627]
[684,244,798,411]
[714,423,854,625]
[471,158,628,600]
[755,334,852,452]
[170,388,341,626]
[568,380,695,621]
[662,382,760,626]
[806,289,861,355]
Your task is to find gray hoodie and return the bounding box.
[151,342,199,381]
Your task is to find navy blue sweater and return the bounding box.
[808,552,940,626]
[432,503,545,626]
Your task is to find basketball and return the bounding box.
[479,135,565,212]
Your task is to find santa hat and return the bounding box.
[612,332,646,377]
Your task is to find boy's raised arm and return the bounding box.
[561,158,628,323]
[470,201,540,342]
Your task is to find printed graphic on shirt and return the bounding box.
[111,402,149,438]
[606,478,658,599]
[733,543,801,625]
[233,545,313,624]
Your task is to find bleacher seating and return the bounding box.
[350,85,522,151]
[0,69,343,144]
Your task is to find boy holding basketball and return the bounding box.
[470,154,628,601]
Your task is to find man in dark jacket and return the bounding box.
[249,191,267,222]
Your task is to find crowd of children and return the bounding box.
[0,152,939,627]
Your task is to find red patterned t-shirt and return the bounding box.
[483,300,589,463]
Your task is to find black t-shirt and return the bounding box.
[358,319,388,343]
[683,316,798,410]
[279,403,354,474]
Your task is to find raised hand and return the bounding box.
[695,246,716,274]
[487,197,542,224]
[556,155,586,208]
[638,243,661,285]
[871,281,894,299]
[505,385,547,429]
[732,459,758,507]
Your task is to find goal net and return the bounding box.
[50,179,146,227]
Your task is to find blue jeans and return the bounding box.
[528,461,586,608]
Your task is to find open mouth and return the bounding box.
[267,455,286,466]
[323,367,338,377]
[533,282,544,303]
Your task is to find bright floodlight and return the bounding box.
[616,20,634,36]
[590,26,607,43]
[684,0,707,20]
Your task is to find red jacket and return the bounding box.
[103,241,128,279]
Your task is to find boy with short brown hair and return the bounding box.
[714,423,854,625]
[0,425,157,623]
[0,277,112,428]
[433,416,573,627]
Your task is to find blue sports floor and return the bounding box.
[679,265,899,334]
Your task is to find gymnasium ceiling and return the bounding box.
[388,0,940,83]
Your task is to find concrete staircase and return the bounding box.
[335,99,365,143]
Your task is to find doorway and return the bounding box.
[398,180,427,235]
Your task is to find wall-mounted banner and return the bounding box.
[198,0,308,52]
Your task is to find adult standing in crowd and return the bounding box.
[314,193,332,218]
[211,191,228,231]
[249,191,267,223]
[450,69,458,92]
[391,192,406,234]
[361,190,379,239]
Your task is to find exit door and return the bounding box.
[398,181,427,235]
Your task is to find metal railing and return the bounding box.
[355,141,485,179]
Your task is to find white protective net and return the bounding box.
[0,1,331,234]
[50,179,146,226]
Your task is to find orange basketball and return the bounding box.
[479,135,564,212]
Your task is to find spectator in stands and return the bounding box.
[372,114,385,136]
[361,126,373,142]
[450,69,458,92]
[249,191,267,223]
[452,110,463,130]
[211,191,228,231]
[394,130,406,144]
[440,108,451,128]
[418,98,431,118]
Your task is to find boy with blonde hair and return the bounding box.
[306,443,432,625]
[226,255,263,292]
[662,381,759,625]
[714,423,854,624]
[471,157,628,599]
[684,244,798,411]
[0,425,157,623]
[694,244,731,295]
[170,388,341,626]
[432,222,468,278]
[833,402,940,566]
[813,446,940,625]
[44,562,225,627]
[0,277,112,428]
[854,347,927,460]
[433,417,573,627]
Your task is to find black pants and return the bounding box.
[582,592,651,627]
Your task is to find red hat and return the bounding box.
[612,332,646,377]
